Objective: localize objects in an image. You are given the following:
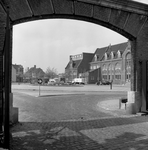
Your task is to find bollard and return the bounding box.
[119,98,121,109]
[110,82,112,90]
[119,98,127,109]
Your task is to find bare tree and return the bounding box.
[45,67,58,79]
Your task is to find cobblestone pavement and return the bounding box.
[10,115,148,150]
[10,84,148,150]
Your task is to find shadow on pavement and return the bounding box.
[10,116,148,150]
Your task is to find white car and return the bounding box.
[48,79,56,85]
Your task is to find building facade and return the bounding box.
[90,41,131,84]
[66,41,131,85]
[24,65,45,83]
[12,64,24,82]
[65,53,94,83]
[11,65,16,82]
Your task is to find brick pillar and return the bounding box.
[0,26,6,132]
[127,19,148,113]
[10,27,18,124]
[130,40,137,91]
[136,19,148,112]
[127,40,140,114]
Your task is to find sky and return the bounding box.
[12,0,148,74]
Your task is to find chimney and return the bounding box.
[70,55,72,61]
[34,65,36,69]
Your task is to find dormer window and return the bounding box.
[117,50,121,58]
[111,52,114,59]
[94,54,97,61]
[94,54,99,61]
[104,53,108,60]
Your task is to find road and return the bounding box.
[12,84,128,122]
[10,84,148,150]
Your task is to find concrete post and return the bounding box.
[10,93,18,124]
[127,91,140,114]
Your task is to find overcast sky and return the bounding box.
[12,0,148,73]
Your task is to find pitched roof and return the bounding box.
[25,66,45,77]
[12,64,23,70]
[109,42,127,59]
[65,59,81,69]
[92,42,128,61]
[91,46,108,62]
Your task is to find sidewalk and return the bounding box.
[10,98,148,150]
[98,99,148,117]
[10,110,148,150]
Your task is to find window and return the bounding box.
[117,50,121,58]
[97,65,99,68]
[91,76,94,80]
[108,64,112,80]
[126,53,131,81]
[102,64,108,80]
[111,52,114,59]
[94,55,97,61]
[104,53,108,60]
[94,65,97,69]
[102,64,107,71]
[115,63,121,80]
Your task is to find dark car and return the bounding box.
[96,80,101,85]
[97,80,111,85]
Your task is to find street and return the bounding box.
[10,84,148,150]
[12,84,127,122]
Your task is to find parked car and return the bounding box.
[65,81,73,85]
[97,80,111,85]
[96,80,101,85]
[48,80,56,85]
[72,78,85,85]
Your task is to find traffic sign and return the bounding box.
[38,79,43,84]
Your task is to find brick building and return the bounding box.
[24,65,45,83]
[65,53,94,83]
[66,41,131,85]
[12,64,24,82]
[89,41,131,84]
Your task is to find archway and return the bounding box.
[0,0,148,148]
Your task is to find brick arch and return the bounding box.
[0,1,148,147]
[0,0,147,114]
[1,0,148,41]
[10,0,145,40]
